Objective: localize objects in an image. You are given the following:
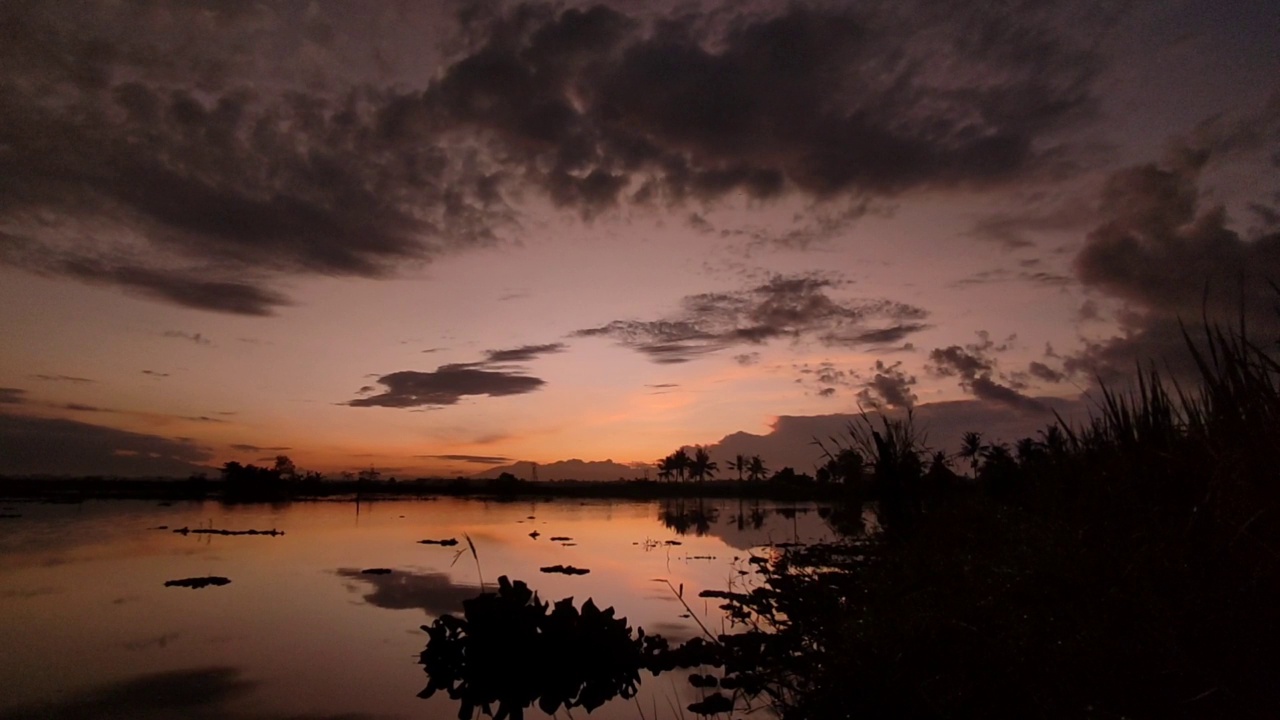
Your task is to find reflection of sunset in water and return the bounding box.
[0,497,834,719]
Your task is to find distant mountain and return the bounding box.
[471,458,649,482]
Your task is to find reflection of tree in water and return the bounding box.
[418,557,861,719]
[419,576,724,719]
[730,499,769,531]
[658,498,720,536]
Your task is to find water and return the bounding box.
[0,496,836,719]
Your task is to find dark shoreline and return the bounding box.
[0,476,852,503]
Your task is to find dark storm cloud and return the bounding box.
[0,412,213,477]
[574,273,929,363]
[348,364,545,408]
[0,3,501,314]
[429,1,1103,208]
[1028,361,1066,383]
[0,1,1107,312]
[483,343,566,363]
[928,332,1046,411]
[1067,146,1280,382]
[419,454,513,464]
[857,360,918,409]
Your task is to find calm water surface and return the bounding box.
[0,496,836,719]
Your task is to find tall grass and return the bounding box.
[732,311,1280,717]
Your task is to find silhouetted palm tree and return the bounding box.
[746,455,768,483]
[1014,437,1045,466]
[689,446,718,483]
[959,431,987,477]
[656,456,674,482]
[670,448,691,483]
[727,453,748,482]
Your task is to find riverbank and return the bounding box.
[0,475,855,503]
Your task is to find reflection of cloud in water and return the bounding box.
[336,568,479,617]
[0,666,379,720]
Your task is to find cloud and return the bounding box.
[58,262,292,317]
[31,374,95,384]
[348,364,545,408]
[162,330,212,346]
[969,376,1046,412]
[350,340,564,409]
[0,412,213,476]
[574,273,929,363]
[965,196,1095,249]
[230,444,291,453]
[0,1,1107,311]
[427,2,1103,208]
[0,388,27,404]
[418,454,513,465]
[141,370,170,378]
[1067,147,1280,382]
[63,403,109,412]
[857,360,918,409]
[928,331,1046,410]
[482,343,566,363]
[1028,361,1066,383]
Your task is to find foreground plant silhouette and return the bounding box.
[419,577,689,719]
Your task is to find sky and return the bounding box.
[1,0,1278,479]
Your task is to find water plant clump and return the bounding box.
[419,576,652,720]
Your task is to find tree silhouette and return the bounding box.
[669,448,691,483]
[746,455,768,483]
[727,453,748,482]
[273,455,297,480]
[689,446,718,483]
[959,431,987,478]
[656,456,675,482]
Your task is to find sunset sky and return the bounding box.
[1,0,1278,478]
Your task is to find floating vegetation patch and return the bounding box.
[164,576,230,589]
[539,565,589,575]
[172,527,284,536]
